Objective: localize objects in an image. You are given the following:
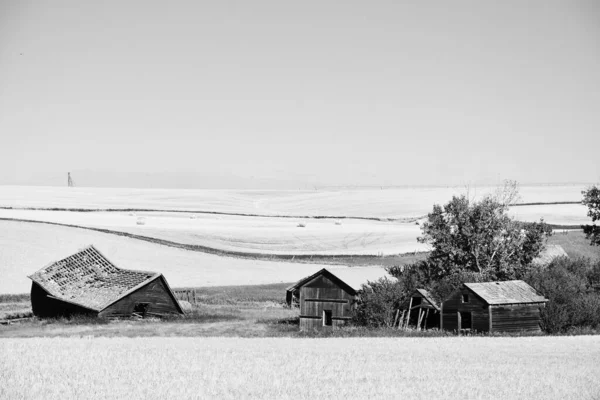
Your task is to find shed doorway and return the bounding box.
[459,311,472,330]
[323,310,333,326]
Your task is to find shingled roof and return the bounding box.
[464,280,548,305]
[29,246,161,312]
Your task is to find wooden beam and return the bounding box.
[405,297,413,329]
[398,310,405,329]
[416,308,424,331]
[488,305,493,334]
[457,312,462,336]
[393,309,400,328]
[423,308,430,330]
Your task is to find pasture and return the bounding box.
[1,336,599,399]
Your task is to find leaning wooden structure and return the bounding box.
[441,280,547,333]
[286,267,394,330]
[29,245,184,318]
[400,288,440,330]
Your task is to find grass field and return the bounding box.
[1,336,599,399]
[0,220,352,294]
[0,209,428,255]
[0,184,589,217]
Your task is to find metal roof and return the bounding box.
[287,267,394,293]
[464,280,548,305]
[29,245,161,312]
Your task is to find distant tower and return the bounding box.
[67,172,75,187]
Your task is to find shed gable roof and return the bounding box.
[287,267,394,294]
[29,246,160,312]
[464,280,548,305]
[415,288,441,310]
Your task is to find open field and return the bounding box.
[0,184,590,218]
[0,220,358,294]
[1,336,599,399]
[507,203,592,226]
[0,209,428,255]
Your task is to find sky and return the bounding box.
[0,0,599,189]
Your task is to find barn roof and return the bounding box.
[28,245,162,312]
[464,280,548,305]
[287,267,394,294]
[415,289,441,310]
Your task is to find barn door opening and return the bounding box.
[323,310,332,327]
[459,311,472,330]
[134,302,150,317]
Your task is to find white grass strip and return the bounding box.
[1,336,599,400]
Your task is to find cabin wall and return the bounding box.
[100,277,182,317]
[30,282,97,318]
[299,274,355,330]
[491,303,545,333]
[442,287,489,332]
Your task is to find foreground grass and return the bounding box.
[1,336,599,400]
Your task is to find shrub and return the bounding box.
[526,257,600,333]
[352,278,406,328]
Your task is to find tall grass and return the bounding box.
[1,336,599,400]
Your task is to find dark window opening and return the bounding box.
[134,302,150,317]
[412,297,422,306]
[323,310,332,326]
[462,294,469,303]
[460,311,472,330]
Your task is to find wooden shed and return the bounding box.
[441,280,548,333]
[400,288,440,330]
[286,267,393,330]
[28,245,184,318]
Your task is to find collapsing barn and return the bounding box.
[400,289,440,330]
[29,245,184,318]
[441,280,547,333]
[286,267,394,330]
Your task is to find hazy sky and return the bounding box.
[1,1,599,189]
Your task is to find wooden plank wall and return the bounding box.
[492,304,544,332]
[442,287,489,332]
[30,282,98,318]
[100,277,182,317]
[299,274,354,330]
[173,289,197,304]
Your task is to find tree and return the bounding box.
[417,181,551,283]
[582,185,600,246]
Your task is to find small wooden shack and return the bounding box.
[29,245,184,318]
[286,267,393,330]
[441,280,547,333]
[401,288,440,330]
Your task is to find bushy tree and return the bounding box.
[352,264,430,327]
[525,257,600,332]
[417,184,551,282]
[582,185,600,246]
[352,278,405,328]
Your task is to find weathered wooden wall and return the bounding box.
[299,274,355,330]
[30,282,97,318]
[491,304,545,333]
[442,287,489,332]
[100,277,182,317]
